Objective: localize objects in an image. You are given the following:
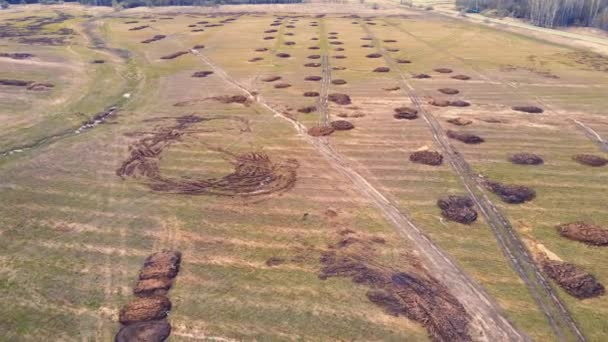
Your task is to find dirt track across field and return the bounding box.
[573,120,608,153]
[360,22,584,342]
[192,47,525,342]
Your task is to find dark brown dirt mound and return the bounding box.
[304,62,321,67]
[115,320,171,342]
[160,51,188,60]
[331,120,355,130]
[410,150,443,166]
[192,71,213,78]
[308,125,335,137]
[274,83,291,89]
[141,35,166,43]
[191,29,205,32]
[557,222,608,246]
[129,25,149,31]
[308,54,321,59]
[447,117,472,126]
[91,59,105,64]
[393,107,418,120]
[333,55,347,59]
[366,53,382,58]
[396,59,411,64]
[119,295,172,325]
[447,130,484,144]
[276,53,290,58]
[438,88,459,95]
[305,76,322,81]
[213,95,250,104]
[386,48,399,52]
[329,41,343,45]
[266,257,285,267]
[430,99,450,107]
[311,37,319,40]
[332,79,347,85]
[374,67,390,72]
[361,37,372,40]
[335,47,345,52]
[298,106,317,113]
[284,32,294,36]
[264,29,277,33]
[262,75,281,82]
[303,92,319,97]
[413,73,431,79]
[255,47,268,52]
[384,86,400,91]
[284,41,296,46]
[572,154,607,167]
[383,39,397,43]
[542,259,605,299]
[333,66,347,71]
[449,100,471,107]
[263,36,275,40]
[249,57,263,62]
[452,75,471,80]
[328,93,352,105]
[361,44,374,48]
[434,68,453,73]
[437,195,477,224]
[193,44,205,49]
[0,52,34,60]
[0,79,31,87]
[286,25,295,28]
[484,181,535,204]
[512,106,543,114]
[140,250,182,280]
[309,46,320,50]
[134,277,174,297]
[319,236,472,342]
[510,153,544,165]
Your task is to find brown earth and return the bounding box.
[308,55,321,59]
[510,153,544,165]
[264,29,277,33]
[331,120,355,131]
[129,25,149,31]
[262,75,281,82]
[118,295,172,325]
[557,222,608,246]
[333,55,347,59]
[249,57,263,62]
[437,195,478,224]
[0,79,32,87]
[434,68,453,74]
[285,41,296,46]
[542,259,605,299]
[430,99,450,107]
[115,320,171,342]
[141,35,166,44]
[361,44,374,48]
[309,46,320,50]
[328,93,352,105]
[193,44,205,49]
[396,59,411,64]
[438,88,459,95]
[91,59,105,64]
[303,91,319,97]
[212,95,250,105]
[383,39,397,43]
[512,106,544,114]
[266,257,285,267]
[305,76,322,81]
[319,233,472,342]
[450,100,471,107]
[192,71,213,78]
[484,180,536,204]
[329,41,343,45]
[27,82,54,91]
[160,51,189,60]
[410,150,443,166]
[274,83,291,89]
[446,130,484,144]
[447,117,472,126]
[572,154,608,167]
[276,53,290,58]
[374,67,390,72]
[384,86,400,91]
[304,63,321,67]
[332,66,346,70]
[386,48,400,52]
[255,47,268,52]
[332,79,347,85]
[452,75,471,80]
[393,107,418,120]
[140,250,182,280]
[298,106,317,113]
[134,277,174,297]
[0,52,34,60]
[263,36,275,40]
[308,125,335,136]
[413,74,431,79]
[366,53,382,58]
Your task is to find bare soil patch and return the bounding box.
[119,295,172,325]
[303,91,319,97]
[396,59,411,64]
[309,46,320,50]
[264,29,277,33]
[374,67,390,72]
[160,51,189,60]
[510,153,543,165]
[384,86,400,91]
[383,39,397,43]
[572,154,607,167]
[557,222,608,246]
[450,100,471,107]
[274,83,291,89]
[92,59,105,64]
[0,52,34,60]
[129,25,149,31]
[27,83,54,91]
[328,93,352,105]
[305,76,322,81]
[331,120,355,131]
[542,259,605,299]
[266,257,285,267]
[413,73,431,79]
[255,47,268,52]
[393,107,418,120]
[438,88,459,95]
[193,44,205,49]
[304,62,321,67]
[308,55,321,59]
[249,57,263,62]
[285,41,296,46]
[410,150,443,166]
[298,106,317,113]
[430,99,450,107]
[437,195,477,224]
[134,278,174,297]
[484,181,535,204]
[333,55,347,59]
[276,53,290,58]
[308,125,335,136]
[362,44,374,48]
[512,106,543,114]
[446,130,484,144]
[447,117,472,126]
[366,53,382,58]
[386,48,400,52]
[0,79,31,87]
[263,36,275,40]
[192,71,213,78]
[334,47,345,52]
[434,68,453,73]
[452,75,471,80]
[332,79,347,85]
[332,66,346,71]
[262,76,281,82]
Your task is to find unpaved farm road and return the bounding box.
[573,120,608,153]
[193,51,526,342]
[359,23,585,342]
[319,55,331,126]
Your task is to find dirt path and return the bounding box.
[319,55,331,126]
[193,50,525,342]
[359,22,585,342]
[573,120,608,153]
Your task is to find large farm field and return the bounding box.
[1,2,607,341]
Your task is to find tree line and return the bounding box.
[456,0,608,30]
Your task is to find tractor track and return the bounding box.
[193,50,525,342]
[319,55,331,126]
[359,22,584,342]
[573,120,608,153]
